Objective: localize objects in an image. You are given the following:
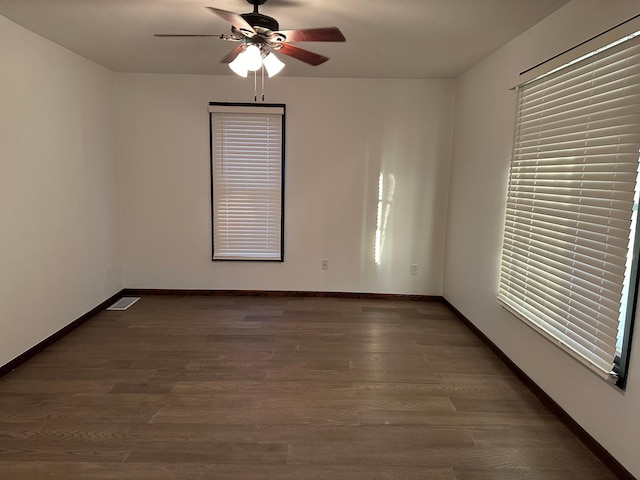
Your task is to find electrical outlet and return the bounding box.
[410,264,418,275]
[321,259,329,270]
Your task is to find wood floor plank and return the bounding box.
[0,405,157,424]
[265,368,440,384]
[201,464,456,480]
[0,380,115,394]
[450,397,551,416]
[0,461,207,479]
[151,368,270,382]
[468,425,579,447]
[349,380,531,401]
[360,410,559,427]
[425,357,513,375]
[453,468,617,480]
[4,367,157,382]
[129,423,255,443]
[0,439,130,463]
[512,445,613,471]
[170,380,355,396]
[151,407,360,426]
[253,424,475,446]
[109,382,175,394]
[289,442,618,474]
[8,423,136,443]
[0,422,44,440]
[288,444,528,468]
[258,394,455,412]
[125,441,288,464]
[6,392,256,409]
[186,357,350,372]
[0,295,619,479]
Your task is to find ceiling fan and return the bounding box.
[155,0,346,74]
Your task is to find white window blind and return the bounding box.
[498,34,640,381]
[210,104,284,261]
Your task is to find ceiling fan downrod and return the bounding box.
[246,0,268,13]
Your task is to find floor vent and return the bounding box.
[106,297,140,311]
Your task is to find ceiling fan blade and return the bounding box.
[278,43,329,66]
[274,27,346,42]
[221,44,245,64]
[154,34,222,37]
[206,7,256,36]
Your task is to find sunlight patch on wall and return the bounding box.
[375,172,395,265]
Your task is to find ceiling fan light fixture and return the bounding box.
[244,44,263,71]
[228,54,249,77]
[263,52,285,77]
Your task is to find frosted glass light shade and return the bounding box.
[263,53,285,77]
[228,54,248,77]
[244,45,263,71]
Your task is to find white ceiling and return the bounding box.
[0,0,570,78]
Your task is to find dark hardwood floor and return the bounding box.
[0,295,617,479]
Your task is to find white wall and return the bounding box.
[116,74,455,295]
[0,16,122,367]
[2,1,639,473]
[444,0,640,476]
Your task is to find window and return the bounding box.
[209,103,285,261]
[498,30,640,388]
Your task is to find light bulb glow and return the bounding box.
[263,53,285,77]
[244,45,263,71]
[228,53,248,77]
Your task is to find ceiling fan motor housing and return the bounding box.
[241,12,279,32]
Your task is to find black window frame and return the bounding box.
[209,102,286,262]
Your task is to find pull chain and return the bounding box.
[251,66,267,102]
[253,69,257,102]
